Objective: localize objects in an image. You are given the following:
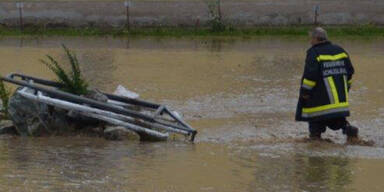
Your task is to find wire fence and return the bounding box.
[0,0,382,29]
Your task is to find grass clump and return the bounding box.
[40,45,88,95]
[1,25,384,37]
[0,79,11,120]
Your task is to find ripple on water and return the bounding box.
[1,36,384,191]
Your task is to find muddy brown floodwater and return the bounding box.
[0,36,384,192]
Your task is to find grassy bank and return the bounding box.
[0,25,383,37]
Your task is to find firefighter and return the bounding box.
[295,27,359,141]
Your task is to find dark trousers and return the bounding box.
[309,118,348,137]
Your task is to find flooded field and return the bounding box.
[0,36,384,191]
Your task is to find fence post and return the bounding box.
[195,16,200,31]
[16,2,24,31]
[217,0,222,22]
[314,5,320,25]
[124,1,131,30]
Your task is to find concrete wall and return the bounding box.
[0,0,384,27]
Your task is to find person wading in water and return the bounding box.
[295,27,359,142]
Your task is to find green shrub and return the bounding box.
[40,44,88,95]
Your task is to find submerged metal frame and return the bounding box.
[1,73,197,142]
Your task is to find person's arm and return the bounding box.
[300,49,320,99]
[345,53,354,91]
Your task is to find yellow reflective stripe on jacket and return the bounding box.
[303,76,349,115]
[302,102,349,114]
[303,78,316,87]
[327,76,339,104]
[316,52,348,62]
[343,76,349,101]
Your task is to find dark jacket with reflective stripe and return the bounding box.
[295,41,354,122]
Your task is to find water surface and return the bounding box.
[0,36,384,191]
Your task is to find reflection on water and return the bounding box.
[0,136,361,192]
[248,154,352,192]
[0,36,384,191]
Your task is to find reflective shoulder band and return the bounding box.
[316,52,348,62]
